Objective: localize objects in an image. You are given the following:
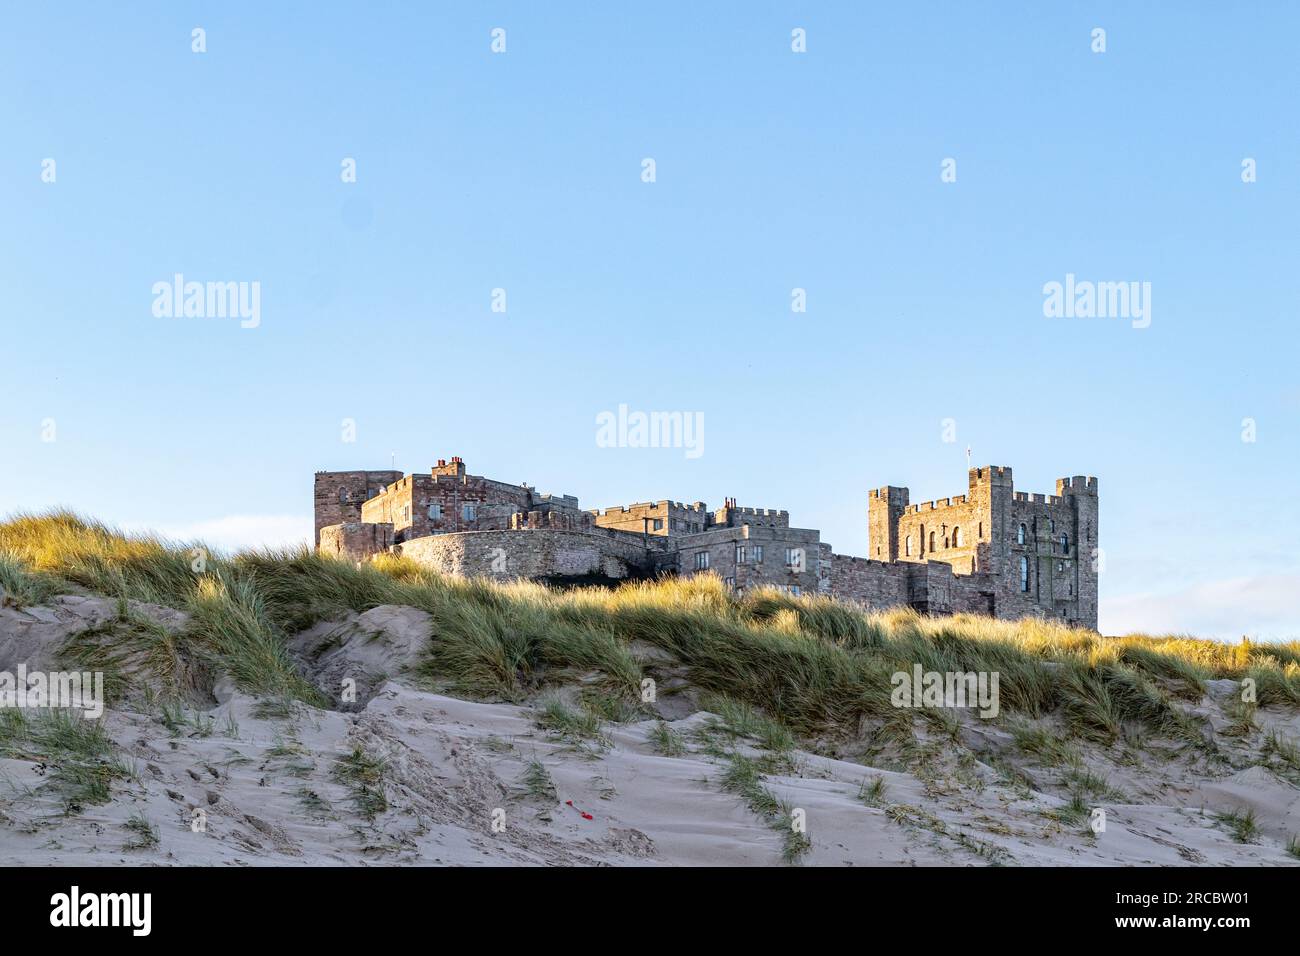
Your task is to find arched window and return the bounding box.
[1019,556,1030,591]
[338,487,348,503]
[1049,518,1055,533]
[1017,523,1026,545]
[953,527,962,548]
[929,531,936,552]
[905,536,912,556]
[1061,532,1069,555]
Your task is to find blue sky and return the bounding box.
[2,3,1297,639]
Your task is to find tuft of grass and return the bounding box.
[332,745,388,821]
[537,695,608,746]
[703,694,795,753]
[0,709,133,812]
[648,721,686,757]
[857,775,889,806]
[122,812,159,851]
[252,697,298,721]
[580,688,643,723]
[1061,766,1123,802]
[518,759,556,801]
[1287,835,1300,860]
[1010,723,1080,767]
[719,752,811,863]
[1215,807,1260,844]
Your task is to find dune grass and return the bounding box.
[2,510,1298,755]
[0,707,134,811]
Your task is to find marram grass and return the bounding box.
[2,511,1298,744]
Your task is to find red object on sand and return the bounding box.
[565,799,594,821]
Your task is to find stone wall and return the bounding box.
[318,521,394,562]
[394,527,670,581]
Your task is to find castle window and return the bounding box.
[723,576,735,589]
[652,519,663,531]
[428,504,442,521]
[462,504,476,522]
[338,487,348,504]
[978,522,983,539]
[753,545,763,563]
[1019,556,1030,591]
[402,505,411,523]
[735,545,747,564]
[929,531,936,552]
[1017,524,1026,545]
[1049,518,1055,533]
[953,527,962,547]
[1061,533,1069,555]
[905,536,912,557]
[784,548,803,569]
[694,551,710,571]
[791,585,802,597]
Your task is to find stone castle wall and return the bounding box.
[315,459,1100,629]
[393,527,670,581]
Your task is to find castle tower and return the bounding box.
[313,469,403,545]
[967,465,1014,575]
[1055,475,1099,627]
[868,486,908,561]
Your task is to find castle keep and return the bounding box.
[314,460,1098,628]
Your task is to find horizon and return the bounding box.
[4,3,1298,641]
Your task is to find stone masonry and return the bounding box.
[314,458,1099,628]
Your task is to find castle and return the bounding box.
[314,459,1098,629]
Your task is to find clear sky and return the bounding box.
[3,3,1297,640]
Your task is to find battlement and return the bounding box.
[1056,475,1099,496]
[588,500,708,517]
[969,465,1013,484]
[910,494,969,513]
[869,485,909,501]
[724,506,788,518]
[1013,492,1064,506]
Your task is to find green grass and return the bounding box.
[122,812,159,851]
[1287,835,1300,860]
[518,759,556,802]
[648,721,686,757]
[1215,807,1260,844]
[332,745,388,820]
[0,708,133,812]
[1010,723,1080,767]
[719,751,811,864]
[536,694,609,746]
[0,550,64,607]
[703,694,795,752]
[857,775,889,806]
